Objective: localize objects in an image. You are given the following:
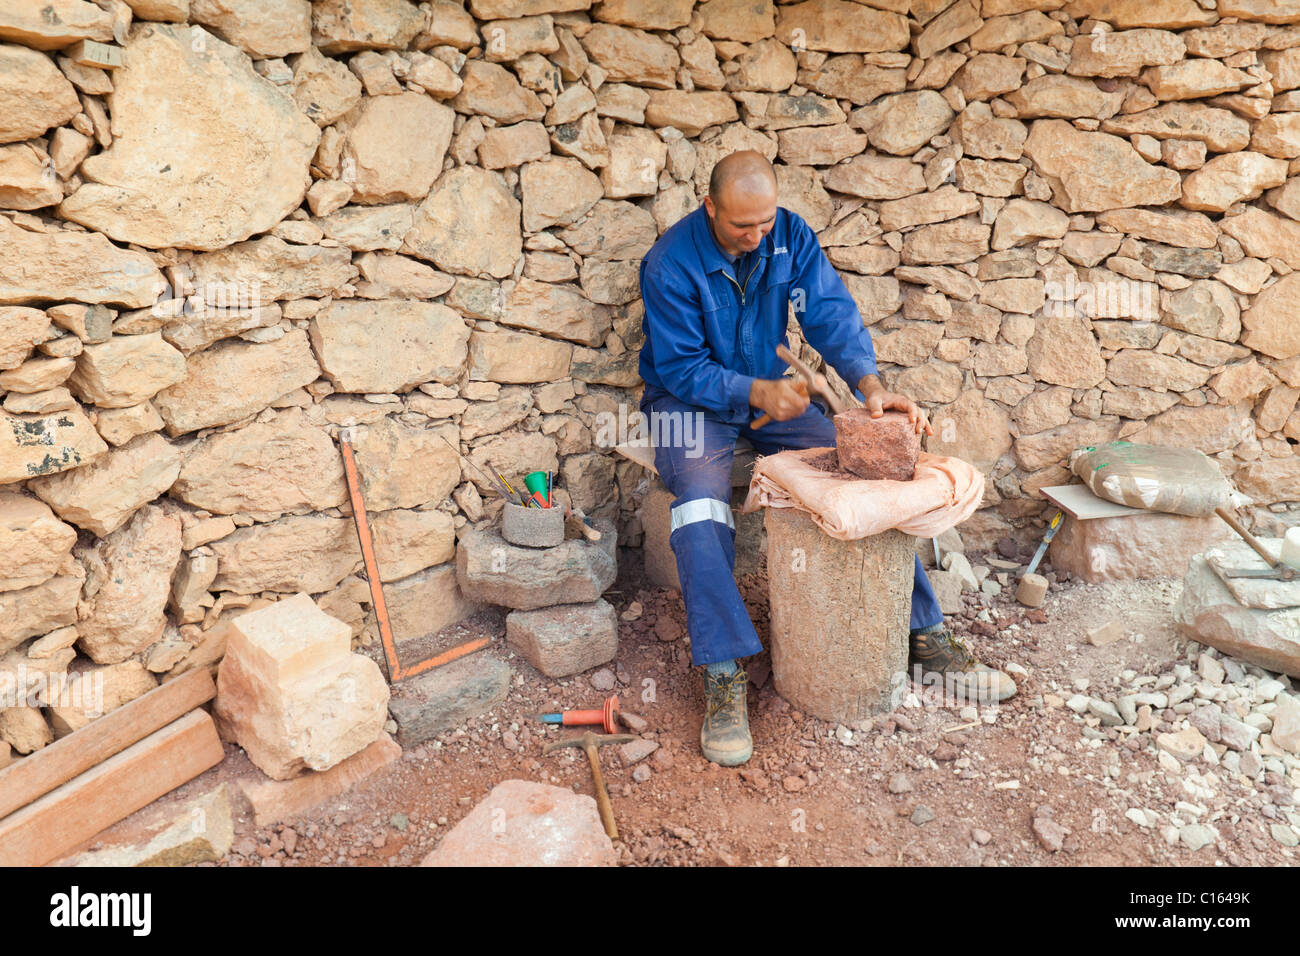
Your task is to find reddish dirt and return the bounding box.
[68,548,1294,868]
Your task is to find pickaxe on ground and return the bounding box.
[542,731,635,840]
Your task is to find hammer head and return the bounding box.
[543,731,635,755]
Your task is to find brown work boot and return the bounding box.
[910,625,1017,704]
[700,667,753,766]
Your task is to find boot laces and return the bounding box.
[944,631,978,670]
[925,627,977,671]
[707,669,747,723]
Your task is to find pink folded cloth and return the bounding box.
[741,448,985,541]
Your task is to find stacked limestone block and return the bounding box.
[457,518,618,677]
[213,593,390,781]
[3,0,1300,762]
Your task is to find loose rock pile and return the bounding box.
[1048,639,1300,851]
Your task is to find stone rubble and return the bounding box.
[1048,631,1300,853]
[0,0,1297,797]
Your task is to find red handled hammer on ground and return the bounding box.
[751,343,848,428]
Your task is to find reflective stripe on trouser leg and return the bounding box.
[668,497,762,667]
[670,496,735,533]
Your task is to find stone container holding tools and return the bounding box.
[501,500,565,548]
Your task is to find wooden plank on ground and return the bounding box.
[0,709,224,867]
[0,668,215,821]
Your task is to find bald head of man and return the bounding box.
[705,150,778,258]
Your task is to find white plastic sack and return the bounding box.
[1070,442,1232,517]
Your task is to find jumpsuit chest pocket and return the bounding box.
[760,256,793,295]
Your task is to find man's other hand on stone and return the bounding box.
[857,373,934,437]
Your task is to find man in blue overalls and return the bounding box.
[639,151,1015,767]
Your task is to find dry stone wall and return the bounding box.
[2,0,1300,762]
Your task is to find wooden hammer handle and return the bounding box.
[1216,505,1283,569]
[776,344,847,415]
[584,742,619,841]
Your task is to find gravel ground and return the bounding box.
[71,546,1299,868]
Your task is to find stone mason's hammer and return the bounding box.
[751,343,848,428]
[543,731,635,841]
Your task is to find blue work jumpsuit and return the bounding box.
[638,204,944,667]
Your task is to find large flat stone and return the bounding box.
[238,733,401,826]
[456,521,616,610]
[1175,554,1300,679]
[387,653,512,747]
[57,784,234,867]
[505,599,617,678]
[1050,511,1235,583]
[420,779,616,867]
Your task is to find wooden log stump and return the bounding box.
[765,507,914,723]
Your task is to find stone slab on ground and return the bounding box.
[505,599,618,677]
[456,520,616,610]
[419,779,616,866]
[55,784,233,867]
[1175,554,1300,679]
[1050,510,1235,583]
[387,653,512,747]
[765,507,914,722]
[1205,538,1300,609]
[238,732,401,827]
